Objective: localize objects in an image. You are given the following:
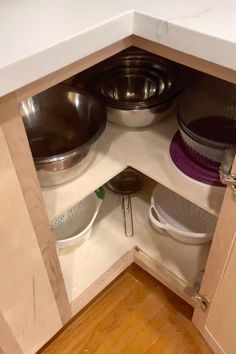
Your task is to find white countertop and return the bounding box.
[1,0,236,97]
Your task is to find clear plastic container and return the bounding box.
[177,88,236,169]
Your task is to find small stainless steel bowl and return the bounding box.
[21,84,107,186]
[94,67,176,128]
[96,66,176,109]
[99,67,168,108]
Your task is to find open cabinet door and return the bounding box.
[0,121,63,352]
[193,156,236,354]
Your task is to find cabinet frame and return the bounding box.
[1,34,236,353]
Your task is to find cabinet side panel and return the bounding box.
[205,237,236,354]
[0,125,62,353]
[193,158,236,353]
[1,96,71,324]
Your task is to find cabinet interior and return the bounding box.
[22,46,236,313]
[59,170,210,311]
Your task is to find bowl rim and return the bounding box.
[96,66,180,109]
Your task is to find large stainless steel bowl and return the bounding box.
[21,84,107,186]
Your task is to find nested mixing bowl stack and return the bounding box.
[73,48,182,128]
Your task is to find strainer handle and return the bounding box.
[149,206,179,232]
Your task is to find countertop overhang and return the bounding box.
[1,0,236,97]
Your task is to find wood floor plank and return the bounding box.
[144,318,199,354]
[69,271,163,353]
[40,265,213,354]
[94,293,164,354]
[40,271,139,354]
[119,307,171,354]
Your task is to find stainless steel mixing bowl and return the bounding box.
[98,67,168,108]
[96,67,176,128]
[96,67,176,127]
[74,49,182,128]
[105,101,175,128]
[21,84,107,186]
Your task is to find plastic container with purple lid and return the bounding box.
[177,88,236,171]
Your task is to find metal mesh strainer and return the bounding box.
[106,168,143,237]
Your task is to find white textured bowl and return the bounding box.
[51,191,103,249]
[149,184,217,245]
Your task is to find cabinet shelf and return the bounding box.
[43,116,224,221]
[59,189,210,307]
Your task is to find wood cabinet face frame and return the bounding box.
[1,35,236,353]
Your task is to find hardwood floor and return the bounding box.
[40,265,213,354]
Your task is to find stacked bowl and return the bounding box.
[74,48,183,128]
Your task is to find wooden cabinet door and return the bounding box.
[0,94,69,354]
[193,158,236,354]
[0,95,72,353]
[0,124,64,354]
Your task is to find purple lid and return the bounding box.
[169,132,225,187]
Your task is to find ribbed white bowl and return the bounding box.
[51,191,103,249]
[149,184,217,244]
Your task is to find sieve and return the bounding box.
[106,168,143,237]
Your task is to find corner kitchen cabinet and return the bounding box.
[1,36,236,354]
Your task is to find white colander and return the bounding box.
[149,184,217,244]
[51,188,104,248]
